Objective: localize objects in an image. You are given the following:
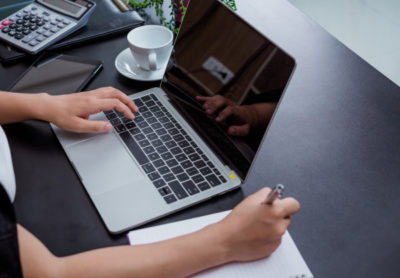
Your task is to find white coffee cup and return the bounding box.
[127,25,173,71]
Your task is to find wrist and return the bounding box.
[30,93,53,122]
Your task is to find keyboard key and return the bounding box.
[151,123,162,130]
[147,117,157,124]
[207,161,215,168]
[145,100,155,107]
[122,117,132,124]
[142,127,153,134]
[168,128,179,135]
[142,111,152,118]
[166,159,178,167]
[181,160,193,169]
[170,147,182,155]
[142,163,155,173]
[172,134,184,141]
[154,111,164,117]
[142,96,151,102]
[193,174,205,183]
[164,194,177,204]
[134,99,143,107]
[114,124,126,133]
[158,166,170,174]
[183,147,195,155]
[177,173,189,182]
[110,118,121,126]
[160,134,172,141]
[194,160,206,168]
[182,181,200,195]
[148,152,160,161]
[159,186,172,196]
[187,167,199,176]
[175,153,187,162]
[150,106,160,112]
[155,128,167,135]
[151,139,163,147]
[130,127,141,135]
[138,121,149,129]
[198,182,211,191]
[159,117,169,123]
[163,173,175,182]
[160,152,173,160]
[119,132,149,165]
[139,106,148,112]
[165,141,177,148]
[171,166,184,174]
[164,122,174,129]
[135,116,144,122]
[153,179,166,188]
[143,146,155,154]
[205,174,222,187]
[134,133,145,141]
[168,181,188,199]
[219,176,227,183]
[188,153,201,161]
[126,122,136,129]
[138,139,150,147]
[153,159,165,168]
[148,172,160,181]
[156,145,168,154]
[200,167,212,175]
[147,133,158,140]
[178,141,190,148]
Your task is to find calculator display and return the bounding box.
[38,0,89,19]
[43,0,81,14]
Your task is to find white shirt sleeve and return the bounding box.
[0,126,16,203]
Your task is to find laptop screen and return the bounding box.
[161,0,295,180]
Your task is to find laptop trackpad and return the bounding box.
[65,132,146,196]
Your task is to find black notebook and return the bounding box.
[0,0,144,63]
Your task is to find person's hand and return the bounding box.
[41,87,138,133]
[196,95,254,136]
[212,187,300,262]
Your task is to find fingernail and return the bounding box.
[105,123,112,131]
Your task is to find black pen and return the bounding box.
[264,184,285,204]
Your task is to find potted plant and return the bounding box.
[128,0,236,33]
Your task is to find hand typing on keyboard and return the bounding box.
[0,87,138,133]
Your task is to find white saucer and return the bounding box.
[115,48,171,81]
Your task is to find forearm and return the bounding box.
[0,91,50,124]
[19,223,229,278]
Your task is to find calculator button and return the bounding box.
[63,19,70,25]
[50,27,59,33]
[36,20,44,26]
[42,11,50,16]
[1,27,10,33]
[43,24,51,30]
[8,30,16,37]
[56,17,63,22]
[23,21,30,27]
[22,34,37,43]
[57,23,65,28]
[16,13,23,18]
[43,31,52,38]
[50,20,57,25]
[22,29,31,35]
[23,15,30,20]
[16,26,23,32]
[31,11,38,16]
[30,18,37,23]
[31,6,37,11]
[9,23,17,29]
[36,29,43,34]
[15,33,23,40]
[29,40,39,46]
[23,9,30,13]
[30,25,38,31]
[1,19,12,26]
[36,35,45,42]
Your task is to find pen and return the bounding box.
[264,184,285,204]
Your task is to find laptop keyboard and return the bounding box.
[104,94,227,204]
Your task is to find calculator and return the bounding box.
[0,0,96,55]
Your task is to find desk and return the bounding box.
[1,0,400,277]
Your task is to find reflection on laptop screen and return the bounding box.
[161,0,295,180]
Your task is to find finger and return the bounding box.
[216,106,234,122]
[67,117,112,133]
[195,96,209,103]
[95,98,135,120]
[228,124,250,137]
[206,95,231,113]
[275,197,301,217]
[91,87,138,113]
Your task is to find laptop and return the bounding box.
[52,0,296,234]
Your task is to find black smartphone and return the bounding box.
[8,53,103,94]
